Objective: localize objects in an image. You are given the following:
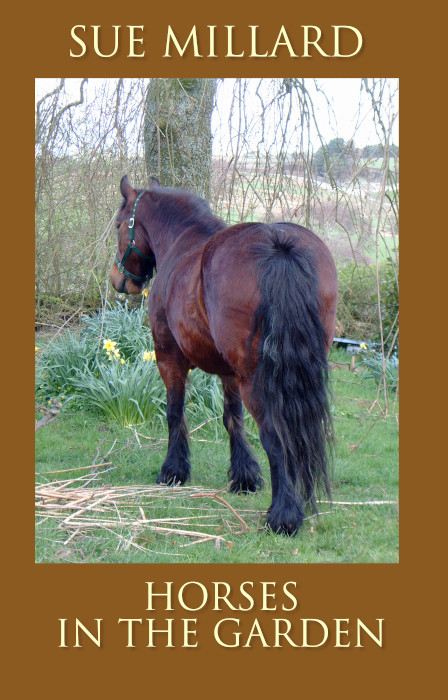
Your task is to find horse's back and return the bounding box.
[201,222,337,378]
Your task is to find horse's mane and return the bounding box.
[141,187,226,238]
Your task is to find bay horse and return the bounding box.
[110,176,338,535]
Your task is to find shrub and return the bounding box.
[337,262,378,339]
[377,257,399,352]
[336,259,398,350]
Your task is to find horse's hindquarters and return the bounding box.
[202,221,337,534]
[201,222,337,379]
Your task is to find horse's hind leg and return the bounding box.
[221,375,263,493]
[239,381,304,536]
[258,417,305,536]
[156,353,191,486]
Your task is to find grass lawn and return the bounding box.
[35,348,399,564]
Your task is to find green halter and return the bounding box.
[115,192,155,282]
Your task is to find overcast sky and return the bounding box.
[35,78,399,154]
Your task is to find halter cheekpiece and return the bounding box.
[115,191,155,282]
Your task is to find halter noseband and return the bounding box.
[115,191,155,282]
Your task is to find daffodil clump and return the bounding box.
[35,301,164,426]
[82,301,153,362]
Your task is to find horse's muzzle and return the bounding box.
[109,264,142,295]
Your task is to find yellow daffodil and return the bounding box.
[360,343,367,350]
[120,359,125,364]
[142,288,149,298]
[35,346,39,353]
[103,339,117,352]
[142,350,156,362]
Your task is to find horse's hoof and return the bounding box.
[265,521,300,537]
[156,466,190,486]
[229,479,258,494]
[156,473,181,486]
[265,503,305,537]
[228,460,263,494]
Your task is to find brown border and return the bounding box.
[6,0,444,695]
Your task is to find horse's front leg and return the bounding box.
[156,354,191,486]
[221,375,263,493]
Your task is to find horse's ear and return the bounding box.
[149,176,161,189]
[120,175,134,199]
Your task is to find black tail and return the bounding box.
[252,228,333,514]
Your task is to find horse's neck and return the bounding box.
[151,218,224,265]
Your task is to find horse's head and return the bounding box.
[110,175,158,294]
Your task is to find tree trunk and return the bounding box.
[144,79,217,199]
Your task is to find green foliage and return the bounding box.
[36,300,246,429]
[81,300,153,362]
[70,358,166,427]
[35,300,158,425]
[35,333,97,402]
[361,351,399,393]
[313,137,350,178]
[187,371,223,422]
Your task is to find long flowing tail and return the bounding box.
[252,228,333,513]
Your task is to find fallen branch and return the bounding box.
[35,401,61,432]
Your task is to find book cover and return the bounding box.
[6,1,443,696]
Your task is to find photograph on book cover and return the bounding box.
[35,77,399,564]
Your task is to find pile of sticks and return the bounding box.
[35,466,263,554]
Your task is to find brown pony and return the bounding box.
[110,176,338,535]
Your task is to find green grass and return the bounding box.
[35,347,398,564]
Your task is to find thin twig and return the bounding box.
[35,461,112,476]
[317,499,397,506]
[347,417,382,453]
[191,493,249,534]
